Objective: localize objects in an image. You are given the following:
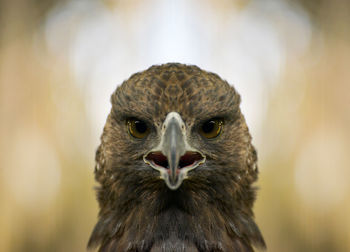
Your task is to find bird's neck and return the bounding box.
[89,184,265,251]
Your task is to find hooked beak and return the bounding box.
[143,112,206,190]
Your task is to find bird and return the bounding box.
[88,63,265,252]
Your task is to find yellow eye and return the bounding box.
[127,119,150,139]
[199,119,223,139]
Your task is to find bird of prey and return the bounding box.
[88,63,265,252]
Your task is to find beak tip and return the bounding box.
[165,173,184,190]
[165,181,182,190]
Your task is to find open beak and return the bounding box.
[143,112,206,190]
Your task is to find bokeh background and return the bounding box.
[0,0,349,251]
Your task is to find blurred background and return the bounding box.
[0,0,349,251]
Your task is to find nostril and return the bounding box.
[179,152,204,169]
[145,152,169,168]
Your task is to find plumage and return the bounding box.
[88,63,265,252]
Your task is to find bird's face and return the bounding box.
[97,64,255,193]
[90,64,265,252]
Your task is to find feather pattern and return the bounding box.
[88,63,265,252]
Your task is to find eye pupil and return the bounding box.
[199,119,223,139]
[127,119,149,138]
[135,121,147,133]
[202,121,215,133]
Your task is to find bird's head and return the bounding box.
[90,63,265,251]
[95,63,258,196]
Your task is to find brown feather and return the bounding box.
[88,63,265,252]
